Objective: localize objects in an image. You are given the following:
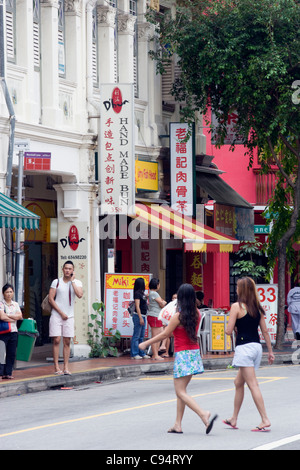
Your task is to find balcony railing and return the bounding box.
[255,170,292,205]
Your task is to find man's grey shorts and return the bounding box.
[232,342,262,370]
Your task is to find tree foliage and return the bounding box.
[148,0,300,347]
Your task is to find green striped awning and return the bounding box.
[0,192,40,230]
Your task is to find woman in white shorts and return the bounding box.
[224,277,275,432]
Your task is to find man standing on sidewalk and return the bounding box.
[48,260,83,375]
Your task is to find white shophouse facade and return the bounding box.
[0,0,188,355]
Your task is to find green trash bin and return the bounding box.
[16,319,39,362]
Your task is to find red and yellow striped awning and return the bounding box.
[133,204,239,253]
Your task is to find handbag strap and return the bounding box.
[55,278,71,306]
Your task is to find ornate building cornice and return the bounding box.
[97,5,116,28]
[118,14,136,35]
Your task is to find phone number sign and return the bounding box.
[256,284,278,344]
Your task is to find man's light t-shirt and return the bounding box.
[50,277,82,318]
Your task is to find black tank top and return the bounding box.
[235,309,261,346]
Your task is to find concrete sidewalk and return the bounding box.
[0,338,297,398]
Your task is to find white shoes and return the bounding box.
[132,355,151,359]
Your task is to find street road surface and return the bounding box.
[0,364,299,451]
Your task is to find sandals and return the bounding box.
[54,370,72,375]
[2,375,14,380]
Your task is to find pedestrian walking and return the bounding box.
[130,277,150,359]
[287,285,300,340]
[0,284,23,379]
[159,292,177,357]
[139,283,218,435]
[147,278,167,360]
[48,260,83,375]
[224,276,275,432]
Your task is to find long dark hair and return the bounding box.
[237,277,265,318]
[134,277,146,296]
[177,283,199,342]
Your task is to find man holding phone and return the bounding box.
[48,260,83,375]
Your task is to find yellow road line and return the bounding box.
[140,376,287,382]
[0,375,288,439]
[0,386,234,438]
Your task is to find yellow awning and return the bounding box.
[133,204,239,253]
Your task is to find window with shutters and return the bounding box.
[6,0,16,63]
[162,55,181,104]
[58,0,65,77]
[33,0,40,70]
[92,6,98,86]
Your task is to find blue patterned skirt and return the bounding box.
[173,349,204,378]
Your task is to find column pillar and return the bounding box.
[118,13,136,83]
[55,183,96,356]
[40,0,61,126]
[97,5,116,83]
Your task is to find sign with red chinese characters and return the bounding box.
[104,273,151,337]
[211,110,244,145]
[170,122,195,216]
[256,284,278,344]
[100,84,135,215]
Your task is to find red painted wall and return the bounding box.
[203,113,257,205]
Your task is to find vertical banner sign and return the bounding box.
[58,222,88,344]
[104,273,151,337]
[170,122,195,217]
[256,284,278,344]
[186,252,203,291]
[100,84,135,215]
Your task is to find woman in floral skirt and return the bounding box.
[140,283,218,435]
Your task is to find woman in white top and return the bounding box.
[148,278,167,360]
[0,284,23,379]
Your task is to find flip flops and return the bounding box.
[251,426,271,432]
[167,428,183,434]
[206,414,218,435]
[223,419,238,429]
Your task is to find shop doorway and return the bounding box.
[166,249,183,302]
[24,242,57,344]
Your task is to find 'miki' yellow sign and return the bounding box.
[135,159,158,191]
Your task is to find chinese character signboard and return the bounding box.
[210,314,232,352]
[104,273,151,337]
[211,110,244,145]
[215,203,254,241]
[214,204,236,237]
[135,237,159,278]
[170,122,195,217]
[100,84,135,215]
[186,252,203,291]
[256,284,278,344]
